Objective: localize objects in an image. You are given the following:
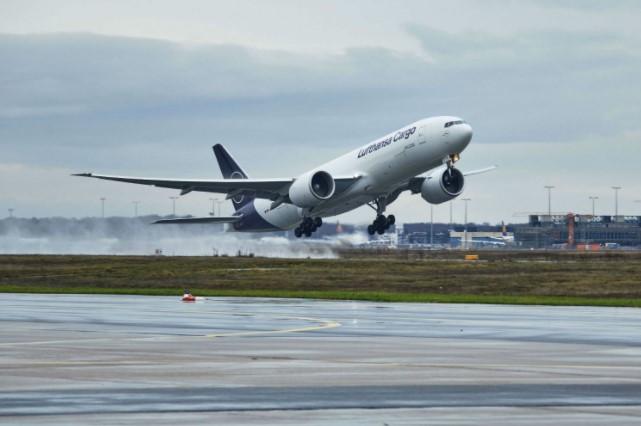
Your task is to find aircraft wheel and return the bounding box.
[387,214,395,226]
[314,217,323,228]
[376,226,385,235]
[304,229,312,237]
[367,225,375,235]
[294,227,302,238]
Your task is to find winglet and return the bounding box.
[72,172,93,177]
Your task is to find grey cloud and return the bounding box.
[526,0,641,12]
[407,25,640,68]
[406,26,641,142]
[1,29,640,179]
[0,34,432,173]
[0,33,425,117]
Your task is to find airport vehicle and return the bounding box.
[75,116,493,237]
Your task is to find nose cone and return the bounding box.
[457,123,473,150]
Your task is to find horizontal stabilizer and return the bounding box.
[152,216,241,225]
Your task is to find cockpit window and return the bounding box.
[444,120,465,128]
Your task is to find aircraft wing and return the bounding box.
[153,216,241,224]
[73,172,361,202]
[73,173,294,200]
[402,165,498,195]
[462,165,497,176]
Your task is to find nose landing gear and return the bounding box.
[294,217,323,238]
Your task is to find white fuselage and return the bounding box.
[251,116,473,230]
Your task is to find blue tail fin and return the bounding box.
[212,144,253,211]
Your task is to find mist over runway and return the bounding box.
[1,294,641,424]
[0,217,365,258]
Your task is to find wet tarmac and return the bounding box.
[1,294,641,425]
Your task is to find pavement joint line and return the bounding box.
[2,361,639,373]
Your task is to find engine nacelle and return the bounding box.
[421,166,465,204]
[288,170,335,208]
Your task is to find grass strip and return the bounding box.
[2,285,641,308]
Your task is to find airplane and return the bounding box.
[74,116,495,238]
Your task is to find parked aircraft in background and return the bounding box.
[75,116,494,237]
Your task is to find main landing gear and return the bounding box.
[367,214,395,235]
[366,196,395,235]
[294,217,323,238]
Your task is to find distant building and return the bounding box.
[399,223,450,246]
[512,214,641,248]
[449,231,514,248]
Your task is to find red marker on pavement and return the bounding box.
[181,289,196,302]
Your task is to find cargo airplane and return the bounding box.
[75,116,494,237]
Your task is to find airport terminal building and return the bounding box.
[512,214,641,249]
[393,214,641,249]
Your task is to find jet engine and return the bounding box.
[421,166,465,204]
[289,170,335,208]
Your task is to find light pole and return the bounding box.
[589,196,598,217]
[588,196,599,246]
[612,186,622,218]
[209,198,217,216]
[429,204,434,247]
[170,196,178,217]
[209,198,222,216]
[132,201,140,217]
[462,198,471,249]
[100,197,106,218]
[8,208,14,218]
[544,186,554,218]
[635,200,641,215]
[449,201,453,230]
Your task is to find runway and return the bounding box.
[1,294,641,425]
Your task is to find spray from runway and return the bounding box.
[0,217,362,258]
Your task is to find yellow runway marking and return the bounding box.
[205,316,341,338]
[0,315,341,347]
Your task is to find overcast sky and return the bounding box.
[2,0,641,224]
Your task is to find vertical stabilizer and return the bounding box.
[212,144,253,210]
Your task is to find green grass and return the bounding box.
[2,252,641,307]
[1,285,640,307]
